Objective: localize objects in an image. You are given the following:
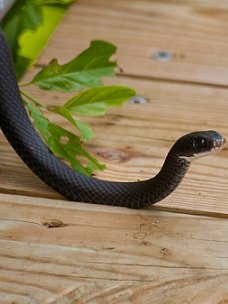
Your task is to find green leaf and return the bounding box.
[25,101,105,175]
[1,0,43,63]
[49,106,94,141]
[1,0,74,78]
[64,86,136,116]
[75,119,94,142]
[26,100,49,141]
[30,40,117,92]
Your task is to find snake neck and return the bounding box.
[146,153,190,205]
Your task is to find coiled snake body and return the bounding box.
[0,31,226,208]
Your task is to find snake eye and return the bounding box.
[195,138,207,149]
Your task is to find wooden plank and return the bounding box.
[0,194,228,303]
[37,0,228,86]
[1,75,228,215]
[0,193,227,303]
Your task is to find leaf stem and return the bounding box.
[19,82,31,87]
[20,89,47,108]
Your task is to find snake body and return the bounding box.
[0,31,226,208]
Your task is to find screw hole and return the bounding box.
[153,51,173,62]
[129,96,148,104]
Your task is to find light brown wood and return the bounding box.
[0,193,228,303]
[1,0,228,302]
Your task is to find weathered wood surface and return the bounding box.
[0,193,228,303]
[1,0,228,303]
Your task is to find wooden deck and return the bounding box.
[1,0,228,303]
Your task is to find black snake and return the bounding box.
[0,30,226,208]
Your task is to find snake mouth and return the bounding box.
[213,136,226,151]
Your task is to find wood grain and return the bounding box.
[0,193,228,303]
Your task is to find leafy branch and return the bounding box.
[19,40,135,175]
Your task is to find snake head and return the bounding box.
[172,130,226,162]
